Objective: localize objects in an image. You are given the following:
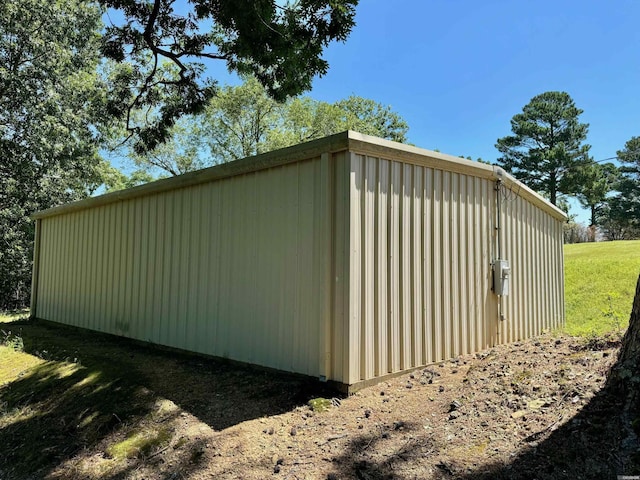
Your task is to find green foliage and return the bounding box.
[99,0,358,152]
[0,0,104,309]
[496,91,591,205]
[267,92,409,149]
[598,200,640,241]
[564,240,640,336]
[334,95,409,143]
[308,397,333,413]
[588,137,640,241]
[131,118,203,176]
[571,161,619,226]
[106,426,172,460]
[95,161,156,193]
[1,330,24,352]
[203,77,285,164]
[126,78,410,176]
[604,136,640,238]
[267,95,340,150]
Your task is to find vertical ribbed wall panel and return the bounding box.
[36,156,332,378]
[346,155,493,383]
[34,142,565,388]
[332,151,351,384]
[498,190,565,343]
[346,154,564,384]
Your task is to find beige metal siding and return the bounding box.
[32,132,565,389]
[344,153,564,385]
[36,157,333,378]
[331,151,351,384]
[499,189,565,343]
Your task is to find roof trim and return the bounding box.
[32,132,351,220]
[32,130,566,221]
[345,131,567,221]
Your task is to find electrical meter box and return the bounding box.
[493,259,510,296]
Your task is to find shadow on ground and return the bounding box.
[0,318,333,479]
[329,392,627,479]
[325,350,636,480]
[3,317,638,479]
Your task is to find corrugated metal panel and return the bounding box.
[498,188,565,344]
[36,156,333,378]
[332,150,351,384]
[33,135,565,388]
[345,154,564,384]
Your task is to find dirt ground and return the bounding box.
[0,320,631,480]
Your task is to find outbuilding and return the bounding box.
[30,131,565,391]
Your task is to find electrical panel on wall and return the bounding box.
[493,259,510,296]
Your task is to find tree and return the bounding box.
[594,137,640,241]
[267,96,345,149]
[613,136,640,225]
[129,118,205,176]
[93,161,156,193]
[334,95,408,143]
[597,200,640,241]
[200,81,410,165]
[496,91,591,205]
[572,161,619,227]
[99,0,358,152]
[266,93,409,149]
[0,0,103,308]
[202,77,285,164]
[606,274,640,469]
[124,78,410,177]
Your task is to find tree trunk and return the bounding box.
[607,274,640,466]
[608,274,640,396]
[549,170,557,206]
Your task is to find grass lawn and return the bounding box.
[564,240,640,336]
[0,309,29,323]
[0,311,40,385]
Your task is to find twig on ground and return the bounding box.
[146,445,171,460]
[523,414,564,443]
[319,434,348,446]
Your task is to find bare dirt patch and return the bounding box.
[0,320,628,479]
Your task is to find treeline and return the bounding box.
[100,77,409,186]
[495,91,639,243]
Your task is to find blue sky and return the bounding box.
[150,1,640,222]
[209,0,640,221]
[316,1,640,160]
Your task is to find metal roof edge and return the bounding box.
[31,131,352,220]
[32,130,566,222]
[345,131,567,221]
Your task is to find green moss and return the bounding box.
[308,397,332,413]
[174,436,188,449]
[106,426,172,460]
